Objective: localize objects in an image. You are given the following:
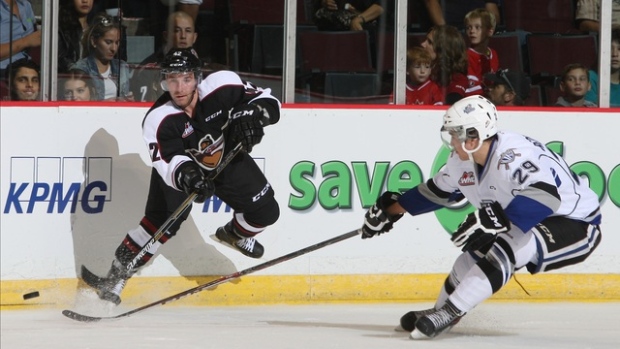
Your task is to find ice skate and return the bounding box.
[394,307,437,332]
[80,261,128,305]
[214,222,264,258]
[410,300,464,340]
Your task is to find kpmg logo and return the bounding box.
[3,156,111,214]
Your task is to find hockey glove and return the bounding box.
[176,162,215,204]
[451,201,511,252]
[362,191,404,239]
[229,104,268,153]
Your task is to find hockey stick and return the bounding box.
[63,228,362,322]
[83,142,242,281]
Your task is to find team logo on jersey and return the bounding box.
[186,134,224,170]
[497,148,521,170]
[182,122,194,138]
[458,171,476,186]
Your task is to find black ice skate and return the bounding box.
[81,261,128,305]
[214,222,264,258]
[395,307,437,332]
[410,300,465,340]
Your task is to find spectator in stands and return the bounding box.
[464,8,498,96]
[0,0,41,77]
[483,68,531,106]
[393,46,442,105]
[313,0,384,31]
[5,58,39,101]
[420,25,469,105]
[585,26,620,107]
[131,11,197,102]
[58,0,95,73]
[409,0,500,33]
[71,14,134,101]
[555,63,597,107]
[60,68,96,101]
[575,0,620,32]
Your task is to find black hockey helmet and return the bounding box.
[160,47,202,91]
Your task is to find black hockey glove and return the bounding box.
[451,201,511,252]
[229,104,268,153]
[362,191,404,239]
[176,162,215,204]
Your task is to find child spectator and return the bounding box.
[6,58,39,101]
[395,47,442,105]
[420,25,469,105]
[60,68,96,101]
[585,27,620,107]
[464,8,498,96]
[484,68,531,106]
[71,14,133,101]
[555,63,597,107]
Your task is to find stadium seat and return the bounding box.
[324,72,380,97]
[489,32,524,72]
[298,31,374,74]
[502,0,577,34]
[526,34,598,78]
[251,25,317,75]
[524,84,543,106]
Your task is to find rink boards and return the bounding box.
[1,103,619,308]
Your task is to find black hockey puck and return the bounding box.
[23,291,40,300]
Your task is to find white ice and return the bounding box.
[2,302,619,349]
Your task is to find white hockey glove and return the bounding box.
[451,201,511,252]
[229,104,268,153]
[362,192,404,239]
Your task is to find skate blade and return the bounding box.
[394,324,407,332]
[209,234,239,253]
[409,329,431,340]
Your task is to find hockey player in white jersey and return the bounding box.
[361,95,602,339]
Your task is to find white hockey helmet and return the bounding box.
[441,95,498,152]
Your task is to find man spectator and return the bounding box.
[5,58,39,101]
[131,11,198,102]
[0,0,41,78]
[409,0,500,32]
[484,69,531,106]
[575,0,620,32]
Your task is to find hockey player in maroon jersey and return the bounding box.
[82,48,281,305]
[361,95,602,339]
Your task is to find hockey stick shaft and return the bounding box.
[125,143,243,273]
[63,228,362,322]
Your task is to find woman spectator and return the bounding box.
[60,68,96,101]
[5,58,39,101]
[420,25,469,105]
[58,0,95,73]
[71,13,133,101]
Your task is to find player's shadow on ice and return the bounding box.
[70,128,239,292]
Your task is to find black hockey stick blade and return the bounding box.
[80,265,106,290]
[62,228,361,322]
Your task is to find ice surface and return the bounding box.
[2,302,619,349]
